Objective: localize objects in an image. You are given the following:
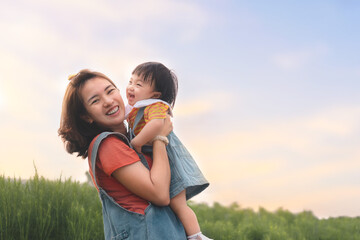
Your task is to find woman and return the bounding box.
[58,69,187,239]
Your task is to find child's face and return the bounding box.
[126,74,161,106]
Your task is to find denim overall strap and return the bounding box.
[90,131,130,188]
[133,107,145,132]
[129,107,154,157]
[129,107,145,142]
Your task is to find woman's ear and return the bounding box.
[152,91,162,99]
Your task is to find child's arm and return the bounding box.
[131,118,165,153]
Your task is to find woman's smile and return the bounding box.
[106,106,119,115]
[81,77,126,133]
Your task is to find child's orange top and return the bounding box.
[127,101,169,136]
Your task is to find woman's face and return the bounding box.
[81,77,125,132]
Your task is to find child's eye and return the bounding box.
[136,83,142,87]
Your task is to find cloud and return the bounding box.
[204,168,360,217]
[174,91,236,117]
[181,104,360,217]
[193,105,360,158]
[0,118,89,181]
[118,0,209,42]
[0,0,209,90]
[204,158,286,183]
[310,186,360,218]
[0,0,209,63]
[0,87,4,111]
[7,0,208,43]
[304,106,360,136]
[280,185,360,218]
[260,156,360,189]
[356,66,360,77]
[174,99,213,117]
[272,44,328,71]
[0,53,49,122]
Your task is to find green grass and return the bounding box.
[0,172,103,240]
[191,203,360,240]
[1,173,359,240]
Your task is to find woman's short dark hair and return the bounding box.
[58,69,118,158]
[132,62,178,108]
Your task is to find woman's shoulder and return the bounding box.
[89,133,131,156]
[94,134,140,175]
[98,134,131,151]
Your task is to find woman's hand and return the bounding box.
[160,115,173,137]
[130,115,172,153]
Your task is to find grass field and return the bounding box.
[1,173,359,240]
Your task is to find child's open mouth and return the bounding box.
[128,94,135,101]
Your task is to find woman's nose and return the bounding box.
[103,96,113,106]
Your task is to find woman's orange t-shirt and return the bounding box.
[88,135,153,215]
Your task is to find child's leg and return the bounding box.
[170,190,200,236]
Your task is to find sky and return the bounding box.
[0,0,359,218]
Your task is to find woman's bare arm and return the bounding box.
[131,118,164,153]
[112,116,172,206]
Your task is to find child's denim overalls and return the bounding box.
[131,107,209,200]
[91,132,187,240]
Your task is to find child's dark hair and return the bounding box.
[132,62,178,108]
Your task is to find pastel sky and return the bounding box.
[0,0,359,218]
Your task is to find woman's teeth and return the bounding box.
[107,106,119,115]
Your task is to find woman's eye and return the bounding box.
[107,88,115,94]
[91,99,99,105]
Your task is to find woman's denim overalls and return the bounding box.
[131,107,209,200]
[91,132,186,240]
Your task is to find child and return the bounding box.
[125,62,212,240]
